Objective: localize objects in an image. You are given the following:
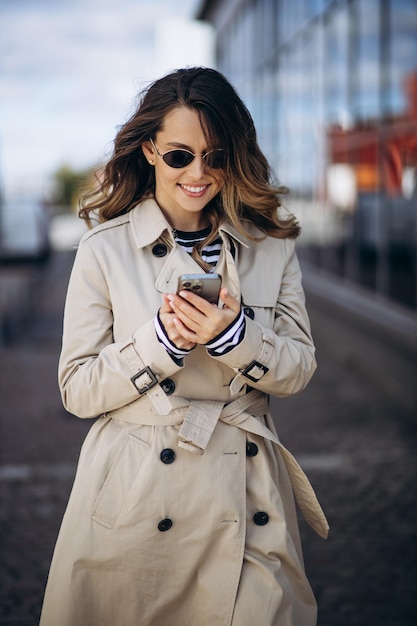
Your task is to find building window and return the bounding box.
[209,0,417,309]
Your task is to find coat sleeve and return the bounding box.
[58,239,182,418]
[209,239,317,397]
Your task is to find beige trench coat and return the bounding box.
[40,199,328,626]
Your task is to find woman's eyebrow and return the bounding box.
[165,141,194,150]
[165,141,218,151]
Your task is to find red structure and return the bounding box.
[327,72,417,198]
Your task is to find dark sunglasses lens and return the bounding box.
[204,150,225,169]
[163,150,194,168]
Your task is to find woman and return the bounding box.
[40,67,328,626]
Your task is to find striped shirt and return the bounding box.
[154,226,246,362]
[173,226,222,267]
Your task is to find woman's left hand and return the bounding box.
[166,287,241,345]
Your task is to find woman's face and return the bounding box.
[142,106,225,231]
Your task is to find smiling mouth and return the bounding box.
[180,184,209,193]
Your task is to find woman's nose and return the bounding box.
[187,155,206,178]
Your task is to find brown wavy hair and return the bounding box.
[80,67,300,259]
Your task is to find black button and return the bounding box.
[160,378,175,395]
[246,442,258,457]
[243,307,255,320]
[253,511,269,526]
[160,448,175,464]
[152,243,168,257]
[158,518,173,532]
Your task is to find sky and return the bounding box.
[0,0,213,201]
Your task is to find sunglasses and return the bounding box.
[149,137,225,169]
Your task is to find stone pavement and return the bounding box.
[0,250,416,626]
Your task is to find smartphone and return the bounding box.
[177,273,222,304]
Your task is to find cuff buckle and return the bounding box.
[241,360,269,382]
[131,366,158,394]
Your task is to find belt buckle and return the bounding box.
[131,366,158,394]
[241,360,269,382]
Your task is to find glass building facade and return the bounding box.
[198,0,417,310]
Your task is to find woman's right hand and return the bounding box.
[159,294,197,351]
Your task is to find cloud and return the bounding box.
[0,0,206,199]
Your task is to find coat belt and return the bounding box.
[107,391,329,539]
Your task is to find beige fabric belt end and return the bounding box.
[278,445,330,540]
[178,400,224,454]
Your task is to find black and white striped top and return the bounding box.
[173,226,222,267]
[153,226,246,363]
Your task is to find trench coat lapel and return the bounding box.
[128,198,251,299]
[129,198,171,249]
[154,246,206,294]
[215,242,241,302]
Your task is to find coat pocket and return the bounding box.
[91,431,150,529]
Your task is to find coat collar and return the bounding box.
[129,197,250,250]
[129,198,172,248]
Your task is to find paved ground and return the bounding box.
[0,250,416,626]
